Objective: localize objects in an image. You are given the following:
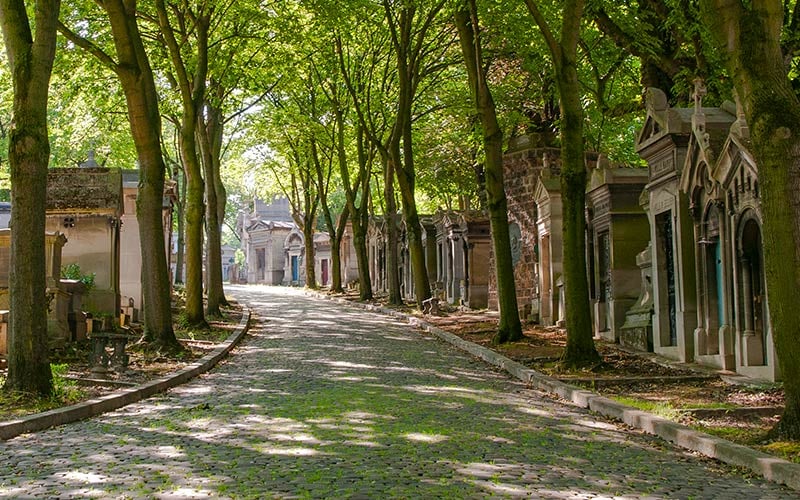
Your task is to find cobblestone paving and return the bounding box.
[0,285,793,499]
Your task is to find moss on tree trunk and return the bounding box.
[0,0,61,396]
[701,0,800,438]
[454,2,522,343]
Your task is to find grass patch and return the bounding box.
[760,440,800,463]
[176,325,231,343]
[0,363,86,421]
[610,395,682,420]
[677,401,738,410]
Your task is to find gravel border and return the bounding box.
[312,292,800,491]
[0,308,251,440]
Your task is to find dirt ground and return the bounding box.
[0,304,243,422]
[417,305,796,463]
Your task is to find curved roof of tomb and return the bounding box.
[246,219,295,232]
[46,167,122,214]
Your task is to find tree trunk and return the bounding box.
[393,155,430,307]
[701,0,800,439]
[174,163,186,284]
[198,98,227,316]
[179,127,206,326]
[454,1,523,343]
[0,0,60,396]
[155,0,208,328]
[557,57,599,366]
[303,220,317,289]
[331,208,350,293]
[103,1,178,348]
[382,153,402,304]
[524,0,600,367]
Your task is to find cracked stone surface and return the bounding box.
[0,285,792,499]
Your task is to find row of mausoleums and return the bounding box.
[0,165,177,356]
[505,87,779,380]
[235,85,775,382]
[344,86,776,382]
[237,197,348,287]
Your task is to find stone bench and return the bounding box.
[422,297,440,315]
[90,331,132,373]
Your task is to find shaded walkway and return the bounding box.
[0,285,790,498]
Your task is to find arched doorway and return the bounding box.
[738,216,767,366]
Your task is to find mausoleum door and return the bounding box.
[656,211,677,347]
[291,255,299,282]
[257,248,266,282]
[698,203,724,355]
[462,239,470,304]
[598,231,611,332]
[739,219,767,366]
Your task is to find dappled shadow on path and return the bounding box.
[0,285,790,498]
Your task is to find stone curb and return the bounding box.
[312,292,800,491]
[0,308,251,441]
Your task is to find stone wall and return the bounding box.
[488,145,561,319]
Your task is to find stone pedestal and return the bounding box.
[620,244,654,351]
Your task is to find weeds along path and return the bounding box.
[0,285,791,498]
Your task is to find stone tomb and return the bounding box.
[432,211,490,309]
[679,83,778,380]
[585,165,649,342]
[0,229,70,351]
[635,88,698,363]
[46,167,122,319]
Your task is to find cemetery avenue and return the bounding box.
[0,286,792,498]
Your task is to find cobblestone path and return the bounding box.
[0,286,792,498]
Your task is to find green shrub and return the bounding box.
[50,363,83,403]
[61,263,95,291]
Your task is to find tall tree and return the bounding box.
[334,21,401,303]
[454,0,523,343]
[381,0,452,308]
[197,82,228,314]
[153,0,209,327]
[0,0,60,396]
[700,0,800,439]
[59,0,179,350]
[522,0,600,366]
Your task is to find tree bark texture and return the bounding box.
[382,152,402,304]
[173,162,186,285]
[0,0,60,396]
[385,2,434,308]
[156,0,208,328]
[101,0,177,347]
[314,136,348,293]
[454,1,523,343]
[350,128,373,299]
[198,98,228,316]
[701,0,800,439]
[524,0,600,366]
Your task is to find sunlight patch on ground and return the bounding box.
[484,435,516,444]
[343,440,385,448]
[153,445,185,459]
[574,418,619,431]
[515,406,554,417]
[56,471,109,484]
[404,432,449,443]
[268,432,324,445]
[172,386,214,396]
[330,375,381,382]
[472,479,533,496]
[164,487,213,497]
[259,446,322,456]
